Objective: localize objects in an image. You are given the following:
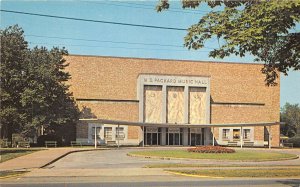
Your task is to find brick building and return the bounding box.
[65,55,280,147]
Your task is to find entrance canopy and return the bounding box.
[79,118,279,149]
[79,118,278,128]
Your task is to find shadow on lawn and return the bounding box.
[1,149,37,154]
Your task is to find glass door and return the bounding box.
[190,133,202,146]
[190,128,203,146]
[168,133,174,145]
[144,127,161,145]
[166,128,183,145]
[196,134,201,145]
[174,133,180,145]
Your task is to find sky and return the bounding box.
[1,1,299,107]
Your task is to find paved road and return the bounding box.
[2,178,300,187]
[1,147,300,186]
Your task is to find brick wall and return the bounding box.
[65,55,280,146]
[128,126,140,139]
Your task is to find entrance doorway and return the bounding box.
[191,133,202,146]
[166,128,183,145]
[168,133,180,145]
[189,128,203,146]
[144,127,161,145]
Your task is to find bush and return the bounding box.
[37,135,62,147]
[286,135,300,147]
[187,146,235,153]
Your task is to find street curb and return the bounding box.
[165,170,300,179]
[127,153,299,162]
[165,170,224,179]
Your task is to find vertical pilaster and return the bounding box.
[139,82,144,123]
[206,78,211,124]
[161,128,166,145]
[184,86,189,124]
[138,82,144,146]
[183,128,189,146]
[162,85,167,123]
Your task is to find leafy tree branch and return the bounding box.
[157,0,300,85]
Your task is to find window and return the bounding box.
[233,129,240,140]
[116,127,125,139]
[92,127,101,139]
[243,129,251,140]
[222,129,230,140]
[104,127,112,140]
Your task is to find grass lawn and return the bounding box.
[0,148,43,163]
[129,150,298,161]
[0,171,29,178]
[169,168,300,178]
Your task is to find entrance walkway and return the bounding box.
[0,148,99,171]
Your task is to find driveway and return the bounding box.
[48,147,197,169]
[49,147,300,169]
[48,148,162,169]
[1,147,300,186]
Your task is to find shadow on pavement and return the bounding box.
[276,179,300,187]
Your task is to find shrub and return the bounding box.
[286,135,300,147]
[37,135,62,147]
[187,146,235,153]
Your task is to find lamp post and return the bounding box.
[142,126,145,147]
[94,124,97,149]
[240,126,243,148]
[117,124,120,149]
[269,126,272,149]
[212,127,215,146]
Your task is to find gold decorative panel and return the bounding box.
[189,87,206,124]
[167,86,184,123]
[144,86,162,123]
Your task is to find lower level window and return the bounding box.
[222,129,230,140]
[92,127,101,139]
[233,129,240,140]
[116,127,125,139]
[243,129,251,140]
[104,127,112,140]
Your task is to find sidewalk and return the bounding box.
[0,148,100,171]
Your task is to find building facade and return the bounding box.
[65,55,280,147]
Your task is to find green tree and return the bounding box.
[157,0,300,85]
[0,25,79,141]
[280,103,300,137]
[0,25,28,140]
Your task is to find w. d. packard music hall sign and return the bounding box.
[65,55,280,147]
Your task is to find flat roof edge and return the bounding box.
[67,54,263,66]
